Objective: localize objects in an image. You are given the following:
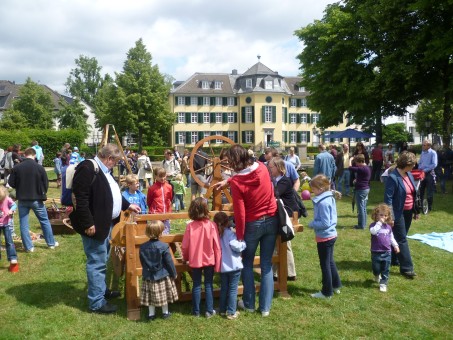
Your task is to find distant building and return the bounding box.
[169,60,351,149]
[0,80,101,145]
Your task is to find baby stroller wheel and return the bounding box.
[422,198,429,215]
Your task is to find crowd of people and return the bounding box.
[1,138,450,319]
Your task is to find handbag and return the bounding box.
[276,198,295,242]
[144,160,152,171]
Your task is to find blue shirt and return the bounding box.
[419,148,437,172]
[32,145,43,161]
[284,160,299,182]
[313,150,337,180]
[122,190,147,214]
[308,190,337,239]
[220,228,246,273]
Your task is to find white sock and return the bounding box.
[148,306,156,316]
[162,304,169,314]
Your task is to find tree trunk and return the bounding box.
[441,60,452,148]
[138,129,143,153]
[375,111,383,144]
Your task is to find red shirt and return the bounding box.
[229,162,277,240]
[371,147,384,161]
[147,181,173,214]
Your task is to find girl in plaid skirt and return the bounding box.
[139,220,178,321]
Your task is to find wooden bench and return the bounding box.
[111,211,303,320]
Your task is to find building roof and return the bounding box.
[241,62,278,77]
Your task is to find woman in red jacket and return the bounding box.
[147,167,173,234]
[226,145,278,317]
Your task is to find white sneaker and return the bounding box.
[374,274,382,283]
[26,247,35,253]
[379,284,387,292]
[205,310,216,319]
[10,259,18,264]
[49,241,59,250]
[237,300,255,312]
[311,291,331,299]
[226,311,240,320]
[334,289,341,295]
[261,311,270,317]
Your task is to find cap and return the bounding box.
[73,147,79,151]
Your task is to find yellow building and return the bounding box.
[169,60,348,149]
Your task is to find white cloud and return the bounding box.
[1,0,335,93]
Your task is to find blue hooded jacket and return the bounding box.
[308,190,337,239]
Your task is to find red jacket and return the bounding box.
[181,219,221,272]
[229,162,277,240]
[147,181,173,214]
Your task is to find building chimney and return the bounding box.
[232,69,238,75]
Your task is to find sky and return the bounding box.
[1,0,337,94]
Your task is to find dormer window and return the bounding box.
[214,81,222,90]
[246,79,252,88]
[265,80,273,90]
[202,81,210,89]
[299,86,305,92]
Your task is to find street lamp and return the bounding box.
[312,126,319,147]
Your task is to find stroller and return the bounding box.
[411,169,428,215]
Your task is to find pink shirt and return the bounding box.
[402,176,414,211]
[182,219,221,272]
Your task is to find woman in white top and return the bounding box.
[285,147,301,171]
[137,150,153,190]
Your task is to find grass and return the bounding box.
[1,173,453,339]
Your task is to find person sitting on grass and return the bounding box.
[122,174,147,214]
[139,220,178,321]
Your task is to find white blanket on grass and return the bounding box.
[408,232,453,253]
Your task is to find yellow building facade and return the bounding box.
[169,61,349,149]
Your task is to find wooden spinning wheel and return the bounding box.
[189,135,235,211]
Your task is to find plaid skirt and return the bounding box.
[140,276,179,307]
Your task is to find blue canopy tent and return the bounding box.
[324,128,374,140]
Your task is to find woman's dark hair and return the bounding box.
[226,144,251,172]
[214,211,229,237]
[188,197,210,221]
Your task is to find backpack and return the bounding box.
[293,189,308,218]
[61,159,99,206]
[144,159,152,171]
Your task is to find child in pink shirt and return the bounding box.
[182,197,221,318]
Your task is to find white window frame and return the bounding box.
[265,80,273,90]
[290,113,297,124]
[203,97,210,106]
[245,131,253,143]
[301,131,308,143]
[178,112,185,123]
[216,112,222,123]
[191,112,198,124]
[290,99,297,107]
[215,97,222,106]
[301,98,307,107]
[177,97,185,105]
[204,131,210,139]
[264,106,273,123]
[300,113,307,124]
[202,81,209,89]
[299,86,305,92]
[245,107,253,123]
[191,132,198,144]
[215,131,223,144]
[409,113,414,120]
[227,131,235,142]
[190,97,197,106]
[214,81,221,90]
[178,133,186,145]
[227,112,235,123]
[290,131,297,144]
[227,97,235,106]
[246,78,252,88]
[203,112,210,123]
[312,113,319,124]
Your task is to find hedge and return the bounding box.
[0,129,84,167]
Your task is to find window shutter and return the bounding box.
[284,131,288,143]
[242,131,246,144]
[297,132,302,143]
[307,114,311,124]
[198,132,203,141]
[198,97,202,106]
[185,112,190,123]
[272,106,276,123]
[234,131,238,143]
[306,130,310,143]
[283,107,287,123]
[242,107,246,123]
[185,97,190,105]
[223,97,227,106]
[234,97,238,106]
[198,112,203,123]
[175,132,178,144]
[223,131,228,137]
[262,107,265,123]
[211,131,216,136]
[234,112,238,123]
[222,112,227,123]
[186,132,191,142]
[210,97,215,106]
[252,107,255,122]
[251,131,255,143]
[297,113,301,124]
[297,99,301,107]
[210,112,215,122]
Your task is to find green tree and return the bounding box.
[95,39,174,149]
[0,109,28,130]
[414,99,447,139]
[56,98,90,138]
[1,77,55,129]
[382,123,412,145]
[65,55,103,107]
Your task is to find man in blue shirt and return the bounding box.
[264,148,300,191]
[418,139,438,211]
[313,144,337,186]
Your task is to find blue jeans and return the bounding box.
[355,189,369,228]
[81,234,109,310]
[174,194,184,211]
[392,210,414,273]
[337,170,350,195]
[242,215,278,313]
[219,270,241,315]
[0,225,17,261]
[18,200,56,251]
[317,237,341,297]
[191,266,214,315]
[371,251,391,285]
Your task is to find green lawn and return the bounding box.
[1,174,452,339]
